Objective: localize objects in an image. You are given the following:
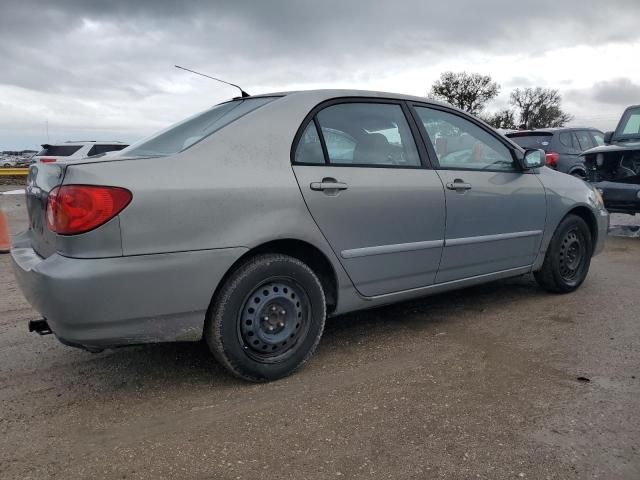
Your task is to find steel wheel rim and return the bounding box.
[238,278,310,363]
[559,229,584,281]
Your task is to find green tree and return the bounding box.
[509,87,573,129]
[430,71,500,115]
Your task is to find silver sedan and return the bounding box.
[11,90,609,381]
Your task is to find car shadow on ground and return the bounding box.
[55,274,543,394]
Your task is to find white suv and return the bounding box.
[31,141,129,163]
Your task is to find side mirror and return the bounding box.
[603,131,614,144]
[522,149,546,169]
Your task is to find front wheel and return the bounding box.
[534,214,593,293]
[205,254,326,382]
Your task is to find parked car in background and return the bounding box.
[506,128,605,179]
[1,158,21,168]
[31,141,129,163]
[12,90,608,382]
[582,105,640,215]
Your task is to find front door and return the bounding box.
[412,105,547,283]
[292,101,446,296]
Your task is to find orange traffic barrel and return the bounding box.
[0,209,10,253]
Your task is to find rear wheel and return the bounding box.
[570,171,586,180]
[205,254,326,382]
[534,214,593,293]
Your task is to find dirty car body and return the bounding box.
[11,89,609,381]
[582,105,640,215]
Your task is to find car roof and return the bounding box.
[506,127,602,135]
[246,88,455,109]
[39,141,128,148]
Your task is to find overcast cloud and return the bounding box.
[1,0,639,149]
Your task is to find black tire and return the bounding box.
[534,214,593,293]
[205,254,326,382]
[570,171,586,180]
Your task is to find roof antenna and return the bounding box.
[175,65,250,98]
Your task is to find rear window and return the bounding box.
[121,97,276,157]
[87,144,128,156]
[36,145,83,157]
[506,133,553,150]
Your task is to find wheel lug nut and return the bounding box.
[263,316,269,322]
[281,310,286,315]
[278,322,285,328]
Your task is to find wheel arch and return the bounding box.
[568,165,586,178]
[207,239,339,323]
[565,205,598,251]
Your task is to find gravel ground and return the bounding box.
[1,185,639,479]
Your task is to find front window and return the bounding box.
[615,107,640,140]
[592,131,605,146]
[575,131,595,151]
[121,97,276,157]
[416,107,515,171]
[87,144,129,157]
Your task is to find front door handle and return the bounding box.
[446,179,472,191]
[310,179,349,191]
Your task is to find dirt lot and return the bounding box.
[1,185,639,479]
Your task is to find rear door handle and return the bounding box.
[310,180,348,191]
[446,180,472,191]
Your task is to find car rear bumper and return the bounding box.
[10,232,247,350]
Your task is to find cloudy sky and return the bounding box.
[1,0,639,150]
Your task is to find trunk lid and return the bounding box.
[25,162,68,258]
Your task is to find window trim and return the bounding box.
[408,102,528,174]
[290,97,431,169]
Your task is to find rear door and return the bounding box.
[411,105,546,283]
[292,100,446,297]
[557,130,582,172]
[574,130,596,152]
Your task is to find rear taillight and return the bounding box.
[40,157,56,163]
[545,152,559,168]
[46,185,132,235]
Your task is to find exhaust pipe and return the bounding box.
[28,318,52,335]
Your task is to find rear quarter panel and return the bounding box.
[63,93,361,313]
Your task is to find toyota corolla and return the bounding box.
[11,90,608,381]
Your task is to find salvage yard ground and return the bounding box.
[1,184,639,479]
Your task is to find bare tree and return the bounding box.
[482,109,517,130]
[429,71,500,115]
[509,87,573,129]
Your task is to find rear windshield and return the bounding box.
[121,97,276,157]
[36,145,83,157]
[506,133,553,150]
